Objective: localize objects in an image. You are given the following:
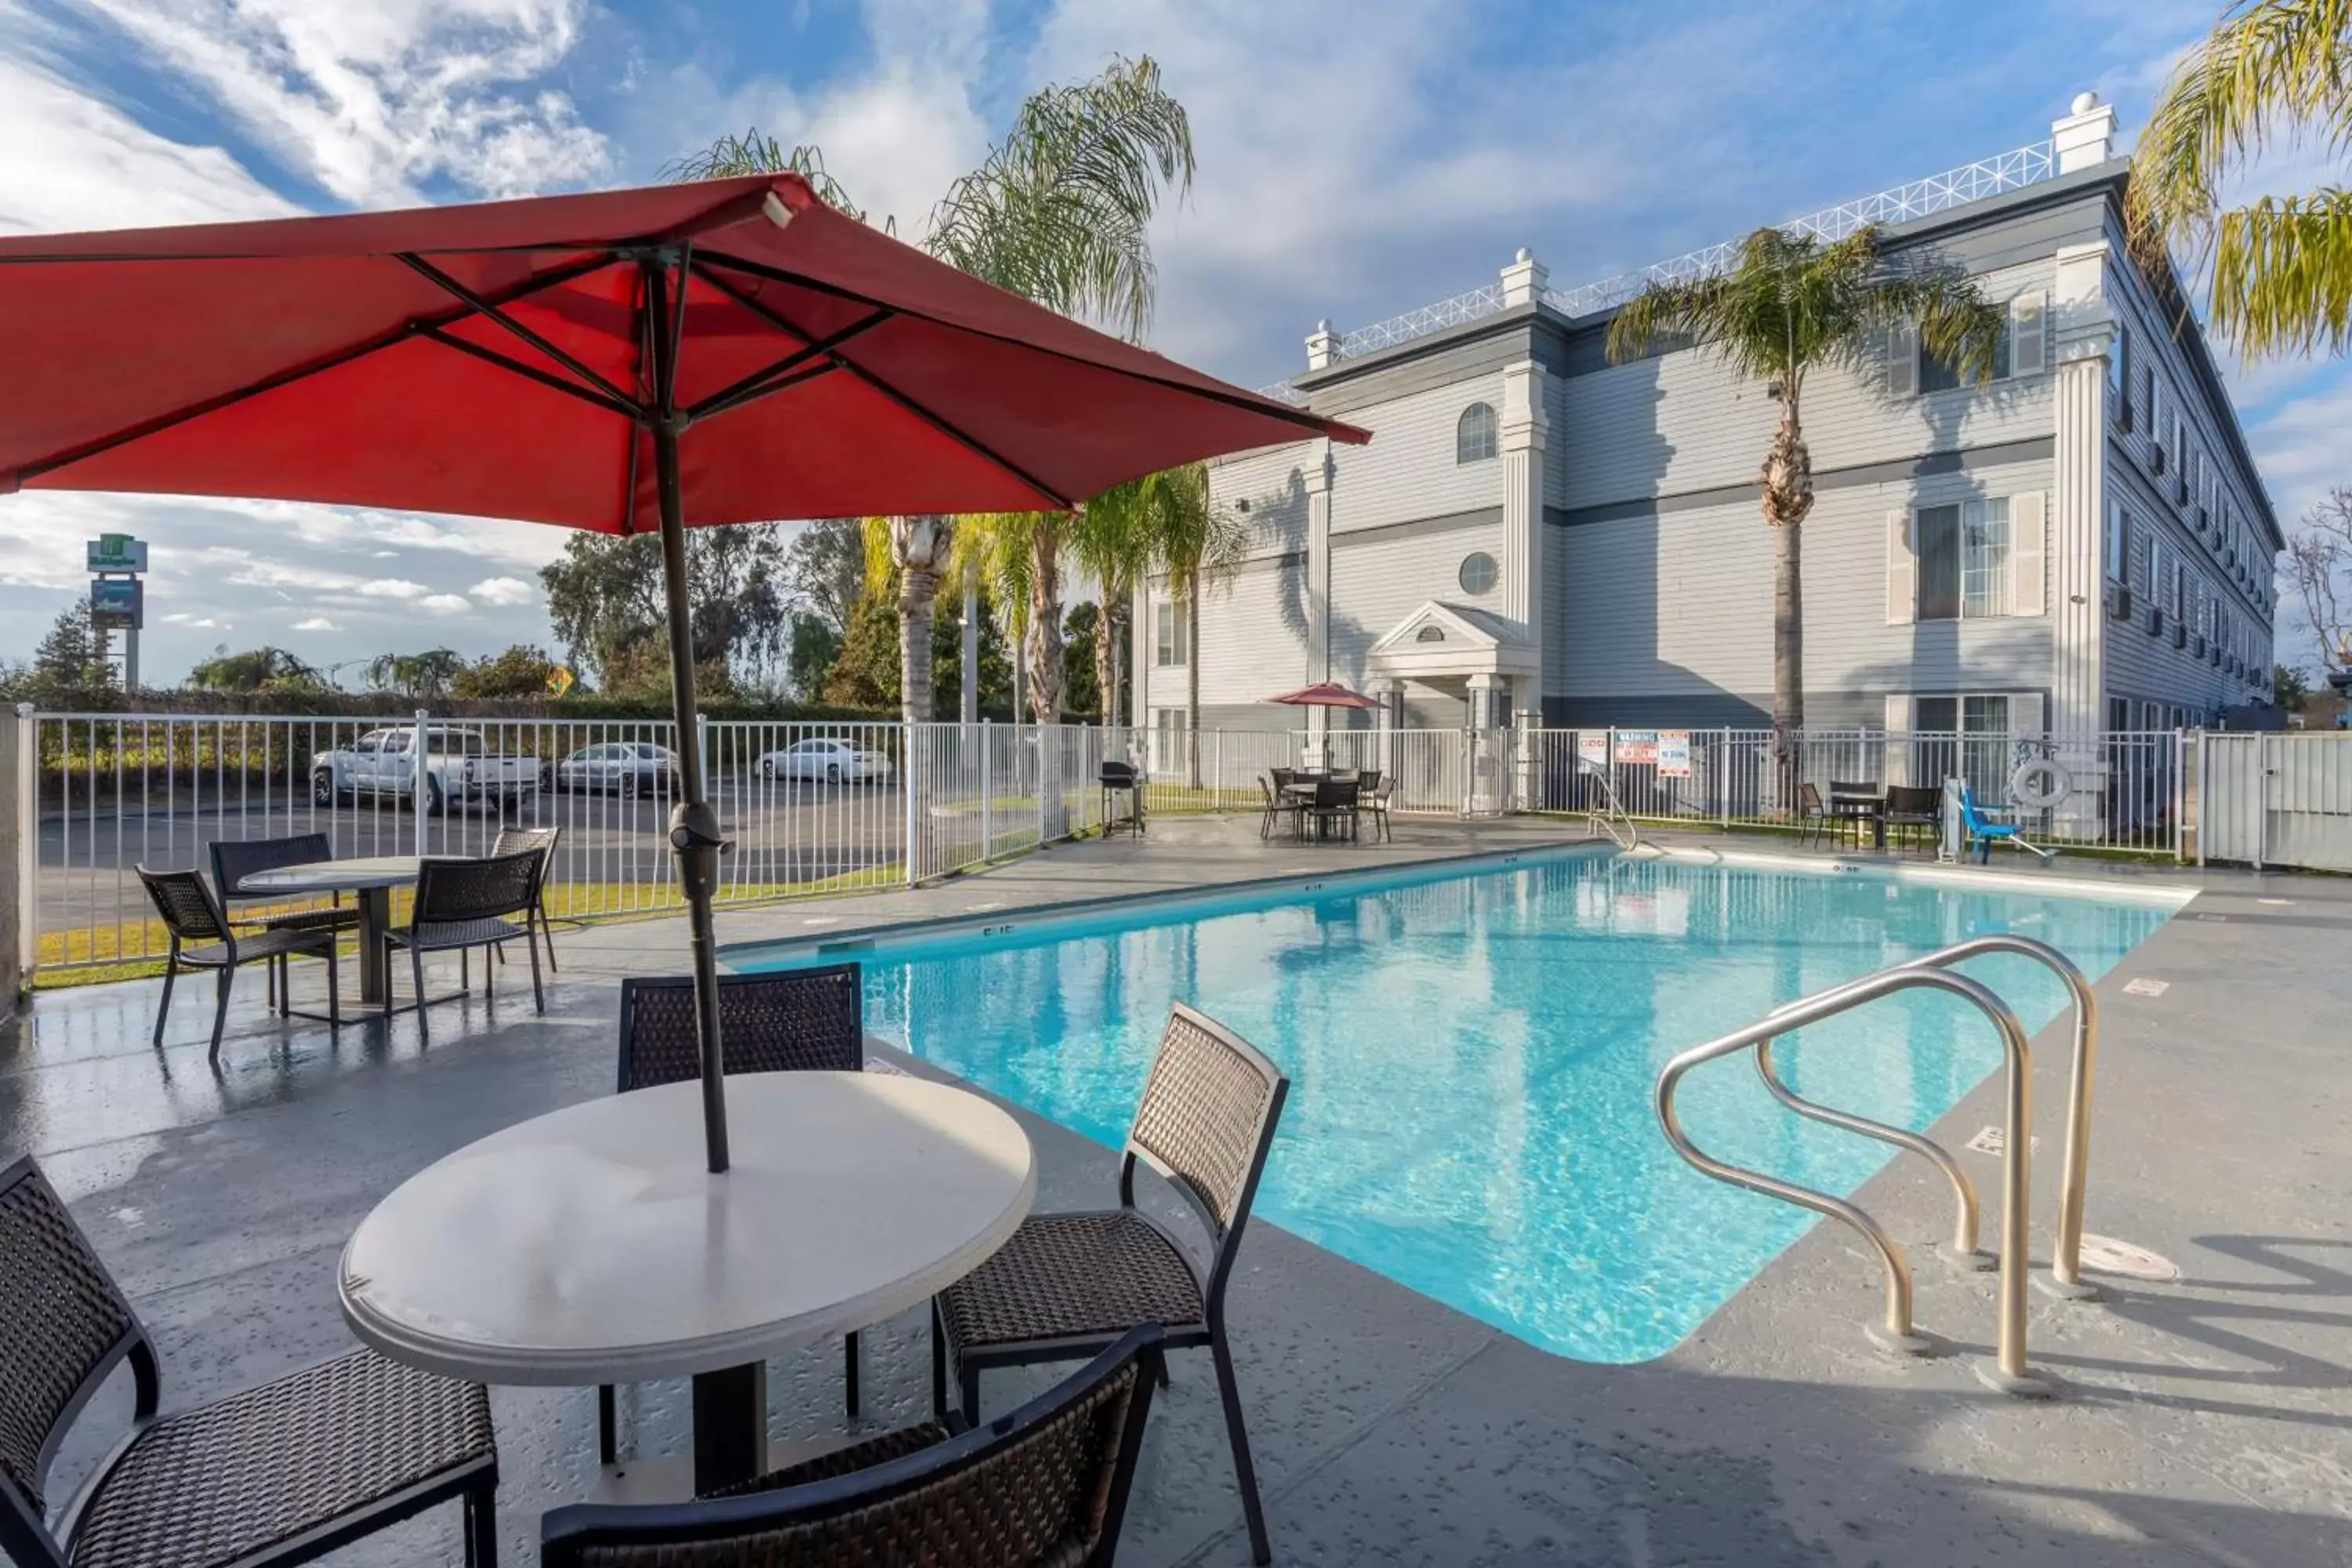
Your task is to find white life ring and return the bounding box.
[2009,757,2071,809]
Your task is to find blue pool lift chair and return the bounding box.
[1955,782,2056,864]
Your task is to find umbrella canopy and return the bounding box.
[1266,681,1384,711]
[0,174,1368,1169]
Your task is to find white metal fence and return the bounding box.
[20,705,2349,981]
[1516,728,2187,857]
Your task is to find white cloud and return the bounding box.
[358,579,430,600]
[53,0,607,204]
[292,615,339,631]
[417,592,474,614]
[161,612,227,629]
[470,575,535,605]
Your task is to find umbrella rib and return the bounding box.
[418,327,641,419]
[396,252,640,410]
[9,251,617,486]
[683,310,887,423]
[689,261,1074,510]
[693,252,1352,442]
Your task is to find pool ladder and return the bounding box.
[1653,935,2102,1398]
[1577,758,1639,850]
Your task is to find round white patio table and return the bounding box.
[338,1071,1036,1497]
[238,855,422,1007]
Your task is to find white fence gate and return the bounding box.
[2197,731,2352,871]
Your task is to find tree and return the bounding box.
[2275,662,2312,710]
[822,593,902,710]
[1606,226,2006,739]
[1,601,118,706]
[2129,1,2352,358]
[1139,463,1243,780]
[782,520,866,636]
[539,525,788,698]
[1062,601,1103,718]
[365,648,467,700]
[786,612,843,702]
[451,644,561,700]
[2284,485,2352,681]
[1065,480,1159,728]
[675,56,1195,734]
[187,646,323,694]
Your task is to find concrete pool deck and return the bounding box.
[4,817,2347,1564]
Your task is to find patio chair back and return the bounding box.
[617,966,863,1091]
[1121,1004,1289,1282]
[1356,769,1381,793]
[209,832,332,909]
[543,1327,1162,1567]
[0,1157,159,1540]
[1798,782,1826,818]
[1885,784,1940,818]
[1269,767,1294,790]
[412,849,544,930]
[491,823,560,868]
[1311,778,1356,811]
[136,866,229,946]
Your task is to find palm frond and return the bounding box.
[2211,187,2352,353]
[2129,0,2352,263]
[662,131,865,219]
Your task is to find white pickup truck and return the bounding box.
[310,726,540,815]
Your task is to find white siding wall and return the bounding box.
[1142,561,1311,717]
[1555,459,2055,723]
[1329,374,1505,532]
[1553,261,2058,511]
[1327,517,1504,686]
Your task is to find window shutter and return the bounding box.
[2009,291,2048,376]
[1883,695,1914,786]
[2011,491,2047,615]
[1886,509,1915,624]
[1886,321,1917,397]
[2012,692,2046,741]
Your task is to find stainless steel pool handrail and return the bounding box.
[1767,933,2102,1298]
[1656,965,2054,1396]
[1577,757,1639,849]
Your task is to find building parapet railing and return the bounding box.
[1276,138,2061,387]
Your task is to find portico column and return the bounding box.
[1500,358,1548,731]
[1305,437,1335,763]
[2052,239,2112,837]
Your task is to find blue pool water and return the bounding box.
[748,851,2176,1362]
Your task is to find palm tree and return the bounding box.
[1066,481,1163,730]
[2129,0,2352,358]
[1606,226,2006,741]
[1141,464,1243,786]
[673,57,1194,734]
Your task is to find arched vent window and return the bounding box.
[1456,402,1497,463]
[1416,625,1447,643]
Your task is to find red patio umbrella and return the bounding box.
[0,174,1367,1168]
[1265,681,1384,710]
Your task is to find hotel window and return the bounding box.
[2106,502,2130,582]
[2109,321,2129,400]
[1153,600,1189,666]
[1915,499,2019,619]
[1909,291,2044,393]
[1456,402,1497,463]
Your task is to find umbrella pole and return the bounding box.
[644,257,731,1175]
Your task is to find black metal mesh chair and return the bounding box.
[543,1327,1163,1568]
[0,1156,498,1568]
[598,966,866,1461]
[489,826,561,974]
[210,833,358,1009]
[1356,769,1392,842]
[386,849,546,1038]
[932,1005,1289,1565]
[138,867,339,1061]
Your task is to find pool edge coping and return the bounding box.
[1624,842,2201,910]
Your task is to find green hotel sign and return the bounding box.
[87,533,148,573]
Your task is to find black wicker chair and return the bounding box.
[385,849,546,1038]
[489,825,562,974]
[543,1327,1163,1568]
[598,966,866,1463]
[210,833,358,1011]
[0,1156,499,1568]
[138,867,339,1061]
[1356,768,1392,842]
[932,1004,1288,1565]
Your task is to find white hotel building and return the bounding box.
[1131,96,2282,759]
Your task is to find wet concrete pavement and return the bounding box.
[5,818,2349,1565]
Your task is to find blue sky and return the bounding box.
[0,0,2343,681]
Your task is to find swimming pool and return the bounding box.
[740,849,2178,1362]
